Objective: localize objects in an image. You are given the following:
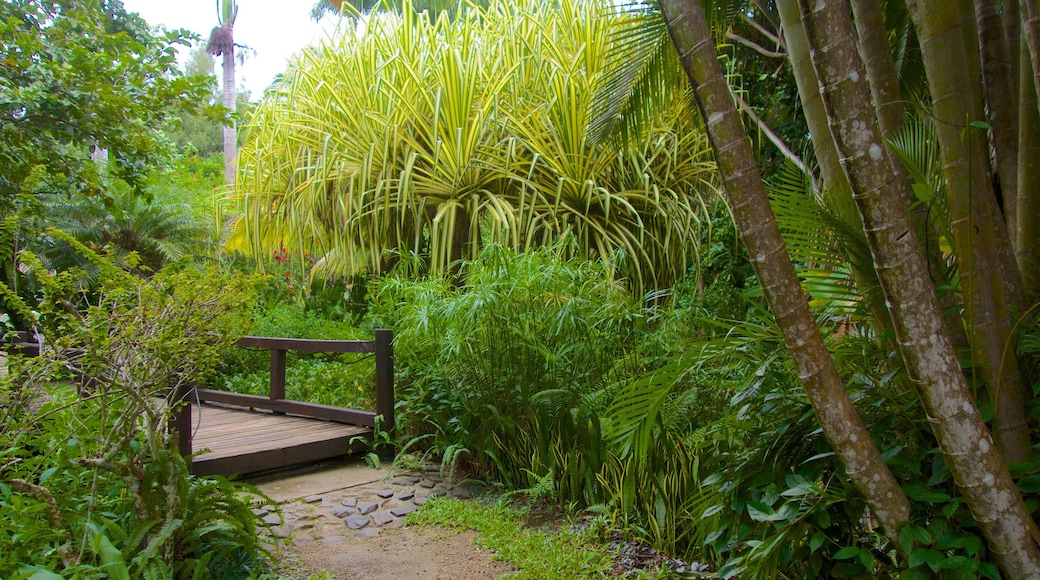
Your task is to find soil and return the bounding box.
[278,525,515,579]
[250,463,515,579]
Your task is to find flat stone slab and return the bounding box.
[397,491,415,501]
[262,514,281,526]
[358,501,378,515]
[376,489,395,498]
[331,506,354,518]
[419,479,436,489]
[450,487,473,499]
[413,496,428,506]
[302,494,323,504]
[270,526,291,539]
[371,510,395,526]
[345,515,369,530]
[393,476,420,485]
[390,504,418,517]
[341,498,357,507]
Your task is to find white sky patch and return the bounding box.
[122,0,338,97]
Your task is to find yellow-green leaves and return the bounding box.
[231,0,717,293]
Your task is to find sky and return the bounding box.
[121,0,338,98]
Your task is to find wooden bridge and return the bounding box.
[172,330,394,477]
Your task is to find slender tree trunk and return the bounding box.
[775,0,897,341]
[222,22,237,186]
[1019,39,1040,297]
[913,0,1031,463]
[975,0,1020,225]
[850,0,904,139]
[774,0,845,189]
[658,0,912,552]
[798,0,1040,574]
[1022,0,1040,118]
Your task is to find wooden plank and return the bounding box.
[235,336,376,353]
[190,405,371,474]
[194,422,362,452]
[191,434,371,477]
[196,389,377,426]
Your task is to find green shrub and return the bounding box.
[0,234,274,578]
[372,243,652,503]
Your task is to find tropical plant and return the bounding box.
[603,0,1040,572]
[39,182,212,276]
[371,243,651,502]
[230,0,718,296]
[0,0,210,328]
[0,232,271,577]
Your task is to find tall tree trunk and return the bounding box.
[975,0,1020,227]
[798,0,1040,574]
[1018,39,1040,298]
[850,0,905,139]
[1022,0,1040,118]
[658,0,912,551]
[913,0,1031,463]
[775,0,897,341]
[222,22,237,186]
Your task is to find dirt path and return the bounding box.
[281,525,513,579]
[249,461,514,579]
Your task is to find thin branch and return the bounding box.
[734,93,814,186]
[725,30,787,59]
[10,479,63,529]
[740,12,782,47]
[751,0,781,30]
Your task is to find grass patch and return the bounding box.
[409,498,671,579]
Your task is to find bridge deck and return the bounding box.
[188,404,372,477]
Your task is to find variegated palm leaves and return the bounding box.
[228,0,718,294]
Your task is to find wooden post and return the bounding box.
[374,329,394,456]
[270,349,286,414]
[171,383,194,474]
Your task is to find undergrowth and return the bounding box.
[408,497,668,579]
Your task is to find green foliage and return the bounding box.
[410,498,620,579]
[373,243,650,503]
[39,181,212,276]
[233,0,718,295]
[214,300,375,408]
[0,0,210,202]
[0,236,272,577]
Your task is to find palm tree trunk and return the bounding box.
[975,0,1020,226]
[1022,0,1040,118]
[222,23,237,186]
[798,0,1040,574]
[1018,39,1040,297]
[775,0,898,341]
[658,0,912,551]
[914,0,1031,464]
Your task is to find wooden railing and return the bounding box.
[173,329,394,470]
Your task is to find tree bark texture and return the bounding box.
[799,0,1040,574]
[914,0,1031,464]
[658,0,912,551]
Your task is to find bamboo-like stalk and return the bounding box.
[658,0,912,552]
[799,0,1040,573]
[914,0,1031,463]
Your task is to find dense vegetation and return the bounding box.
[3,0,1040,577]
